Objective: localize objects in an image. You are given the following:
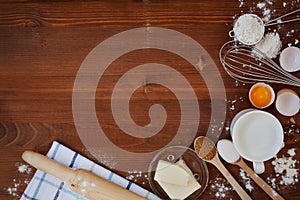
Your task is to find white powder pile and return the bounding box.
[255,32,282,58]
[239,169,254,192]
[271,148,299,186]
[233,14,264,45]
[210,177,234,198]
[17,164,32,174]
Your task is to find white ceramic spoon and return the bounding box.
[217,139,284,200]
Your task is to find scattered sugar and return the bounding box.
[295,39,299,45]
[210,177,234,198]
[255,32,282,58]
[239,169,254,192]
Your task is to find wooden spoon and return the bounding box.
[217,139,284,200]
[194,136,252,200]
[22,151,147,200]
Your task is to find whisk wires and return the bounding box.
[219,41,300,87]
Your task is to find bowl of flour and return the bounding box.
[231,14,265,45]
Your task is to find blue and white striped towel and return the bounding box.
[21,141,161,200]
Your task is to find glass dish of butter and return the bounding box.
[148,146,209,200]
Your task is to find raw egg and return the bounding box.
[249,83,275,108]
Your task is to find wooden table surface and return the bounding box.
[1,0,299,199]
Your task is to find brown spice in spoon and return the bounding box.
[194,137,217,161]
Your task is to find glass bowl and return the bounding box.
[148,146,209,199]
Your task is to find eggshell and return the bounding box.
[279,46,300,72]
[275,89,300,116]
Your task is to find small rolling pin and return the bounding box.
[22,151,147,200]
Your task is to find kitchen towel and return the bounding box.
[21,141,161,200]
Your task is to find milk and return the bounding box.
[233,113,282,161]
[231,110,284,174]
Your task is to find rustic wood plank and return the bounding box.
[0,0,299,199]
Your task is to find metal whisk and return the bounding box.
[219,40,300,87]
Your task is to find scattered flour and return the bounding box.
[227,96,244,111]
[255,32,282,58]
[257,2,266,9]
[283,2,287,7]
[239,169,254,192]
[268,148,299,187]
[210,177,234,198]
[238,0,245,8]
[17,164,32,174]
[6,179,20,198]
[126,170,148,185]
[6,163,32,198]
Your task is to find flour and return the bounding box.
[257,2,266,9]
[271,148,299,186]
[233,14,264,45]
[6,179,21,198]
[6,163,32,198]
[126,170,148,185]
[209,177,234,198]
[17,164,32,174]
[255,32,282,58]
[239,169,254,192]
[283,2,287,7]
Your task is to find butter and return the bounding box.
[154,159,201,200]
[154,160,189,186]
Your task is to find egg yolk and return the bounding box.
[250,86,272,108]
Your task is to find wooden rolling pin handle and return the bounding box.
[22,151,147,200]
[22,150,74,181]
[69,169,146,200]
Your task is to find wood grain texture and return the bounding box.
[0,0,299,199]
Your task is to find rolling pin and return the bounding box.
[22,151,147,200]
